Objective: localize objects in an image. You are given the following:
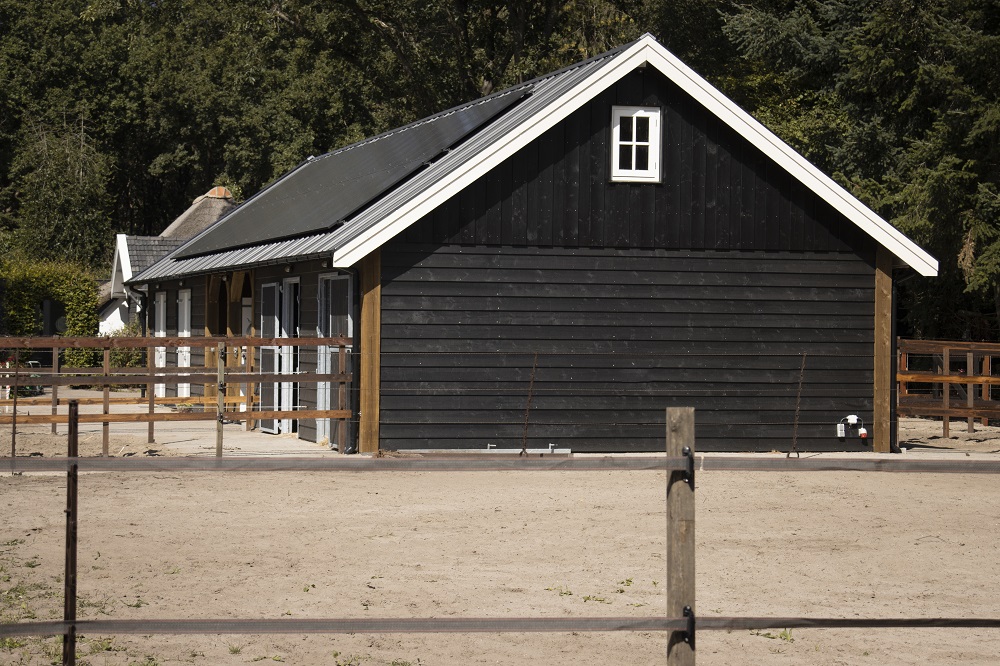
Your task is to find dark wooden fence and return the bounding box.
[0,335,352,456]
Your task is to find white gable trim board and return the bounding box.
[331,35,937,277]
[110,234,133,297]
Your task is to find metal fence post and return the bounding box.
[667,407,695,665]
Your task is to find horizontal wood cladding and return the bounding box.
[379,246,875,452]
[398,67,871,255]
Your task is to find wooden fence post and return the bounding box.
[102,348,110,456]
[943,348,950,438]
[216,342,225,457]
[11,349,18,459]
[984,354,992,426]
[338,343,347,453]
[51,346,59,435]
[63,400,78,666]
[667,407,695,666]
[967,351,975,433]
[146,345,155,444]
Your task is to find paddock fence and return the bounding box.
[0,335,352,456]
[4,408,1000,665]
[897,338,1000,437]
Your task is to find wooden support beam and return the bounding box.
[874,247,892,453]
[359,249,381,454]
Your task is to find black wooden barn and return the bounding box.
[130,34,937,453]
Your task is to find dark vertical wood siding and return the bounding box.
[399,68,870,255]
[380,246,875,452]
[382,64,880,452]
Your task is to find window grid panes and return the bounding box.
[612,107,661,183]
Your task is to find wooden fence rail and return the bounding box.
[0,407,699,666]
[897,338,1000,438]
[1,335,353,457]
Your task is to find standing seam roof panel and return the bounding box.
[128,50,626,284]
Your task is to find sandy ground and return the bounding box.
[2,394,1000,665]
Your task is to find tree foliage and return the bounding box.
[0,0,998,338]
[720,0,1000,338]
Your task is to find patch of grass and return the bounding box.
[86,637,122,654]
[228,643,243,654]
[0,636,26,650]
[582,595,610,604]
[23,559,40,569]
[752,628,795,643]
[331,652,362,666]
[124,596,146,608]
[544,585,573,596]
[78,593,113,615]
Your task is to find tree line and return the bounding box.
[1,0,997,339]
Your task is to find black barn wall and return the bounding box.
[380,246,874,452]
[378,65,878,453]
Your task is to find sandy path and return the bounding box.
[2,458,999,665]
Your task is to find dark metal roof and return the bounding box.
[130,40,636,283]
[126,236,186,274]
[175,88,529,259]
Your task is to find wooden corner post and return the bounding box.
[667,407,695,665]
[874,247,893,453]
[359,249,382,454]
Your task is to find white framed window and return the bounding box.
[611,106,661,183]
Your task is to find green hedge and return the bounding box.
[0,258,99,367]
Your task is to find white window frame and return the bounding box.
[153,291,167,399]
[611,106,661,183]
[176,289,191,398]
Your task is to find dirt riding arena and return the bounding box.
[2,408,1000,665]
